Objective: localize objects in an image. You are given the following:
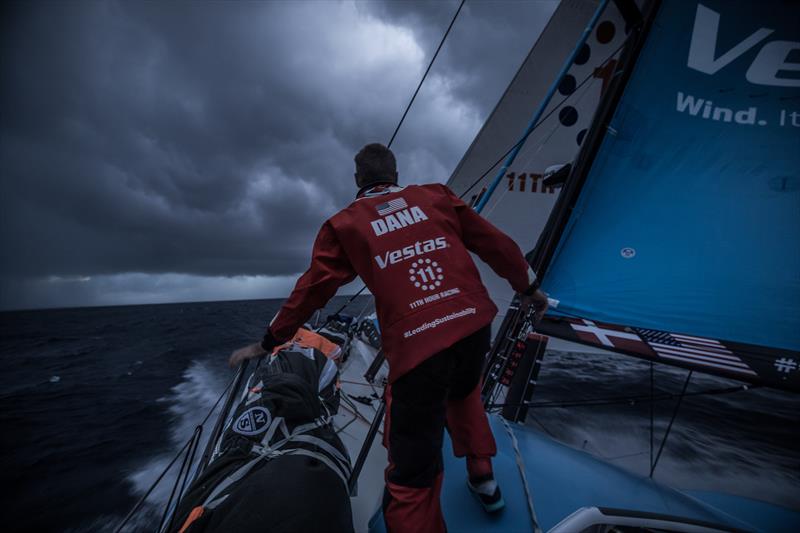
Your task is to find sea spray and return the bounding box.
[532,350,800,510]
[123,360,227,528]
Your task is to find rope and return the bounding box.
[500,417,542,533]
[649,361,654,472]
[486,383,753,410]
[321,10,641,333]
[115,368,239,533]
[158,425,203,532]
[387,0,465,149]
[458,28,637,201]
[315,1,466,331]
[650,370,693,477]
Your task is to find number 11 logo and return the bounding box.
[409,258,444,291]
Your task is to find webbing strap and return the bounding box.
[201,454,270,508]
[203,415,292,507]
[292,435,350,470]
[283,448,350,488]
[255,416,330,454]
[258,416,289,449]
[204,493,230,511]
[204,415,346,508]
[501,417,542,533]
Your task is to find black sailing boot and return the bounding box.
[467,473,505,513]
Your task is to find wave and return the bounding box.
[81,360,228,532]
[529,351,800,510]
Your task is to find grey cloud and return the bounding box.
[359,1,557,113]
[0,0,556,309]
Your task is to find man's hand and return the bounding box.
[228,343,266,368]
[520,288,549,325]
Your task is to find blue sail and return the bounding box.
[541,0,800,354]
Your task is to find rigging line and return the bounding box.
[316,289,368,333]
[650,361,654,472]
[473,0,611,213]
[335,409,359,435]
[459,29,636,202]
[173,428,203,524]
[339,401,382,433]
[480,176,512,219]
[501,417,543,533]
[387,0,466,149]
[158,425,203,533]
[115,368,239,533]
[349,398,387,494]
[340,390,373,422]
[318,18,635,340]
[316,3,466,326]
[480,113,563,219]
[193,359,254,482]
[199,375,237,427]
[650,370,693,478]
[486,383,752,410]
[334,396,362,435]
[114,437,194,533]
[527,412,558,439]
[503,63,595,180]
[339,378,375,387]
[606,450,649,461]
[315,2,465,326]
[354,296,374,322]
[480,112,563,219]
[317,7,624,323]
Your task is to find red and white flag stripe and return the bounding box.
[636,328,756,376]
[376,197,407,216]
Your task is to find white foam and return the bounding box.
[122,360,227,529]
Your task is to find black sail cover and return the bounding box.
[168,346,353,533]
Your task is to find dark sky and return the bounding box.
[0,0,556,310]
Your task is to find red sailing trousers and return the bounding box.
[382,325,496,533]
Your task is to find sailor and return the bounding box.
[230,143,548,533]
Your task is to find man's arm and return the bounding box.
[442,185,536,293]
[229,221,356,367]
[269,221,357,340]
[442,185,549,323]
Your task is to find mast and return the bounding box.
[481,0,659,401]
[529,0,658,277]
[448,0,639,317]
[473,0,613,214]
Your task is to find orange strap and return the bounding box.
[273,327,342,360]
[178,506,205,533]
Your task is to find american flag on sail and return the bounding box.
[635,328,756,376]
[376,197,407,216]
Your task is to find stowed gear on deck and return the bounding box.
[169,337,353,533]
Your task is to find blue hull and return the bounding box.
[370,414,799,532]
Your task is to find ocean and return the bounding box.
[1,297,798,532]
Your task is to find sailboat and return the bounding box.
[125,0,799,531]
[432,0,800,530]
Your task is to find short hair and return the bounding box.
[354,143,397,183]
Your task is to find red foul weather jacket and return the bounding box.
[269,183,536,383]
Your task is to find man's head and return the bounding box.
[354,143,398,189]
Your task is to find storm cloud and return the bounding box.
[0,0,556,310]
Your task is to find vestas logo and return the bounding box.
[374,237,447,269]
[688,4,799,87]
[370,206,429,236]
